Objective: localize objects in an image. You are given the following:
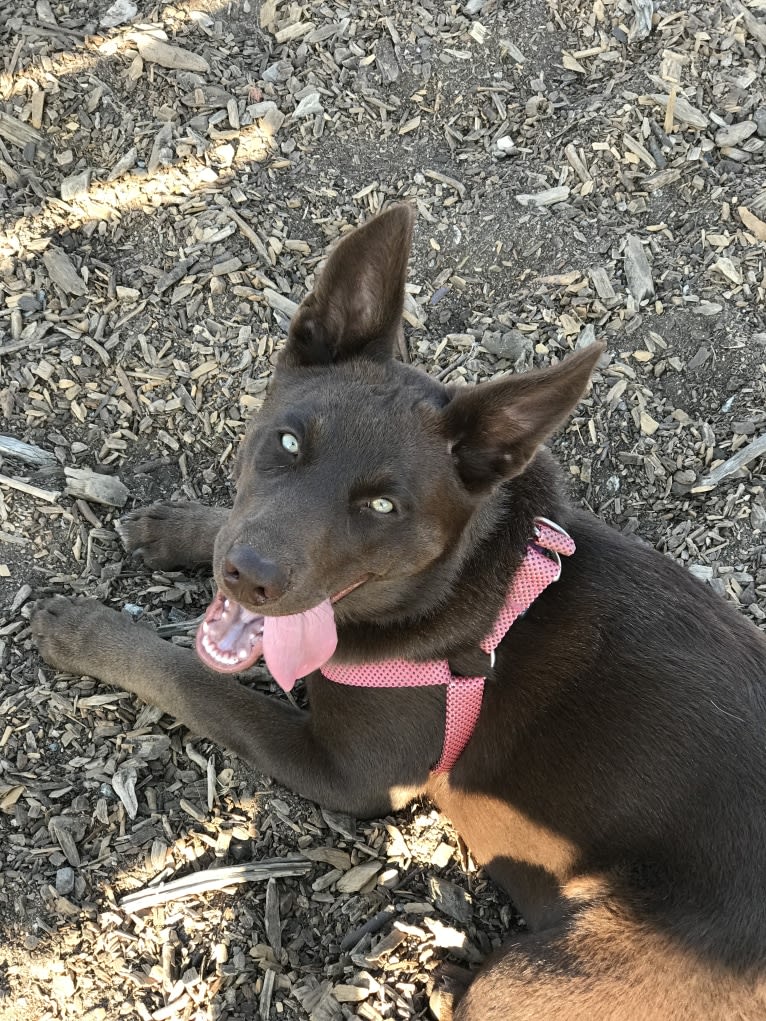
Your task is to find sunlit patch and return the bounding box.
[0,120,274,260]
[0,0,238,102]
[0,6,276,260]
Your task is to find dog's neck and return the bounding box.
[333,449,569,665]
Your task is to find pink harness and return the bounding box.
[321,518,575,773]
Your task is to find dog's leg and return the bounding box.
[31,597,437,815]
[429,964,473,1021]
[452,899,760,1021]
[118,503,229,570]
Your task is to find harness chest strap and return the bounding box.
[321,518,576,774]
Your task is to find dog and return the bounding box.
[33,204,766,1019]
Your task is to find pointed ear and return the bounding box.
[280,204,415,368]
[444,344,605,491]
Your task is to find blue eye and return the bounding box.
[370,497,394,514]
[281,432,299,454]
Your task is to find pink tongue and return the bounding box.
[197,593,337,690]
[263,599,337,691]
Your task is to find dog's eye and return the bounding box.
[369,497,395,514]
[280,432,300,454]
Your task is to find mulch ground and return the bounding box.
[1,0,765,1018]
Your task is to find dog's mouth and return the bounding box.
[196,578,368,689]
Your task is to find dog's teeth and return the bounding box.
[201,621,209,634]
[223,598,230,610]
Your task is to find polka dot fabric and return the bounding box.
[321,518,575,773]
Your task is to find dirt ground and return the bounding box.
[1,0,765,1018]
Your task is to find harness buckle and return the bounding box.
[533,515,571,539]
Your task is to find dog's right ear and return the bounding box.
[280,204,414,368]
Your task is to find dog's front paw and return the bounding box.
[31,596,129,678]
[117,502,224,571]
[117,503,194,570]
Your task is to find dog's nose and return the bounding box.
[222,545,288,605]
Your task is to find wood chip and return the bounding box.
[424,169,466,199]
[336,861,382,893]
[623,133,656,169]
[590,267,616,301]
[61,170,91,202]
[260,968,276,1019]
[648,93,708,130]
[565,143,591,182]
[0,110,43,148]
[264,877,282,953]
[334,984,371,1003]
[711,257,743,285]
[133,34,210,72]
[623,235,654,302]
[729,0,766,44]
[423,918,482,963]
[693,435,766,492]
[640,410,660,436]
[64,467,129,507]
[0,435,56,467]
[111,765,138,819]
[293,92,323,118]
[427,875,473,923]
[515,186,570,207]
[30,90,45,131]
[714,121,757,148]
[263,287,299,318]
[42,247,88,296]
[49,817,81,867]
[738,206,766,242]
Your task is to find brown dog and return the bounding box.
[33,206,766,1019]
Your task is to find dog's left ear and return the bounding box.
[280,204,414,368]
[444,344,605,490]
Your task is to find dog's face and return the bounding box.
[220,359,473,623]
[210,206,602,629]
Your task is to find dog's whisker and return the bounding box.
[709,699,745,723]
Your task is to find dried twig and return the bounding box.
[119,858,313,912]
[0,436,56,467]
[0,473,60,503]
[693,435,766,492]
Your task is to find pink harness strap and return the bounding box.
[321,518,575,773]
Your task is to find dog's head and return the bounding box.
[198,206,603,680]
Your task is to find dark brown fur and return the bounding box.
[33,205,766,1020]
